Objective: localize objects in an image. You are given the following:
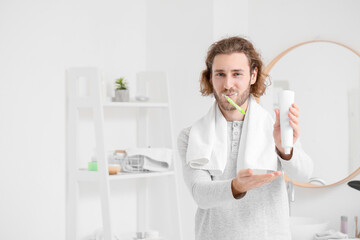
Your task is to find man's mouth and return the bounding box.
[222,92,238,97]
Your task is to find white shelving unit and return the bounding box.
[66,68,183,240]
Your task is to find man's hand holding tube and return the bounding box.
[273,103,300,160]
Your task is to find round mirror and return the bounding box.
[261,40,360,187]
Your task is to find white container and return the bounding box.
[341,216,348,234]
[144,231,159,238]
[278,90,295,154]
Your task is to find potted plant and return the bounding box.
[114,77,129,102]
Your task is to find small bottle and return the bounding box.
[341,216,348,234]
[88,156,98,171]
[349,216,356,238]
[278,90,295,154]
[354,216,359,238]
[88,148,98,171]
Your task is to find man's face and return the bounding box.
[211,52,257,111]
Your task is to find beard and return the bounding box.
[214,82,251,111]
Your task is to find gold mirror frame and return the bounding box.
[264,40,360,188]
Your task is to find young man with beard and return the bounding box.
[177,37,313,240]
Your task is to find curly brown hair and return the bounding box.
[200,36,268,98]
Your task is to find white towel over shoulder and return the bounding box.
[186,101,227,175]
[186,96,278,176]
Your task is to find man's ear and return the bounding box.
[250,67,258,85]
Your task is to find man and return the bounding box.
[177,37,313,240]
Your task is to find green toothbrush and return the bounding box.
[222,94,246,115]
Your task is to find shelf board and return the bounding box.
[75,169,175,181]
[103,101,169,108]
[109,171,175,180]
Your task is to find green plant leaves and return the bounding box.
[115,77,128,90]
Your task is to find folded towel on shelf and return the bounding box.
[125,148,172,172]
[315,229,348,239]
[186,95,278,176]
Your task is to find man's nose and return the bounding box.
[223,75,233,89]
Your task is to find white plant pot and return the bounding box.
[115,89,129,102]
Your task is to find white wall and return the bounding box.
[213,0,249,40]
[0,0,146,239]
[1,0,360,239]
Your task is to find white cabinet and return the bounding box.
[66,67,182,240]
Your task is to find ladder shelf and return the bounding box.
[66,67,183,240]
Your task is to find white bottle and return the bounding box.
[341,216,348,234]
[278,90,295,154]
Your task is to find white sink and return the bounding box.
[290,216,329,240]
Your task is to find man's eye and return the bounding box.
[217,73,224,77]
[234,73,242,77]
